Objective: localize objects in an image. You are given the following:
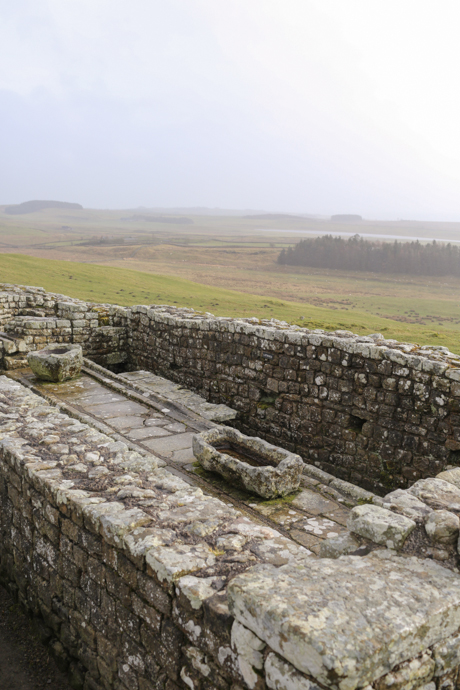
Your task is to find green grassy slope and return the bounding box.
[0,253,458,353]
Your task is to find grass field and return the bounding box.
[0,207,459,353]
[1,253,459,354]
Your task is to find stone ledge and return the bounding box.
[228,551,460,690]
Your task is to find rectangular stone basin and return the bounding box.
[192,426,303,498]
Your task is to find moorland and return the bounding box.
[0,205,459,353]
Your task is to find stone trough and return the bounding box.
[27,343,83,382]
[192,425,303,498]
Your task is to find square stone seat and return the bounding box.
[228,551,460,690]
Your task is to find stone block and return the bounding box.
[228,551,460,690]
[381,489,433,522]
[407,478,460,513]
[347,504,415,549]
[193,426,303,499]
[28,344,83,382]
[425,510,459,544]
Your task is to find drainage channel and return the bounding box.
[8,366,350,554]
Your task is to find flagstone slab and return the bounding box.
[106,415,146,430]
[127,426,172,440]
[291,489,335,515]
[142,432,196,455]
[84,400,148,419]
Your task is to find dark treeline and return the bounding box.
[277,234,460,276]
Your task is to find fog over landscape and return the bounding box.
[2,1,460,220]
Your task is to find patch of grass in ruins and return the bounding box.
[1,253,460,353]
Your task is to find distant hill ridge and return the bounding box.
[331,214,362,222]
[121,214,193,224]
[243,213,311,221]
[4,200,83,215]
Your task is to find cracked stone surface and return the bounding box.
[228,550,460,690]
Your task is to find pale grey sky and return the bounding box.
[1,1,460,219]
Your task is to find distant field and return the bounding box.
[0,207,459,353]
[1,253,459,354]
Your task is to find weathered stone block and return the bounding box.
[193,426,303,499]
[425,510,459,544]
[347,504,415,549]
[228,551,460,690]
[28,344,83,382]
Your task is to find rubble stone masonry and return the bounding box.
[2,283,460,494]
[3,285,460,690]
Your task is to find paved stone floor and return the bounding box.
[8,365,351,555]
[119,370,238,423]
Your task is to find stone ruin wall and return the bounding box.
[4,285,460,690]
[0,377,314,690]
[1,283,460,494]
[3,376,460,690]
[0,283,128,370]
[128,307,460,495]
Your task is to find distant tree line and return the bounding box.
[277,234,460,276]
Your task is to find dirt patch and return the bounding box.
[0,584,73,690]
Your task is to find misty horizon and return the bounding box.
[2,2,460,221]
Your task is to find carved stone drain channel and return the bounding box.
[193,425,303,498]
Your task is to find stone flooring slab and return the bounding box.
[324,506,352,527]
[106,415,146,430]
[142,432,196,455]
[78,392,126,405]
[144,417,169,426]
[297,516,345,538]
[164,422,187,433]
[291,489,336,515]
[84,400,148,419]
[171,448,196,465]
[127,426,172,440]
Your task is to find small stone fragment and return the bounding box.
[382,489,433,522]
[425,510,459,544]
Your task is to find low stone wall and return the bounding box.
[0,285,128,370]
[3,377,460,690]
[127,305,460,494]
[0,376,311,690]
[2,283,460,493]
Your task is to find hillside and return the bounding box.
[0,253,459,353]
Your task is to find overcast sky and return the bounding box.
[1,1,460,219]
